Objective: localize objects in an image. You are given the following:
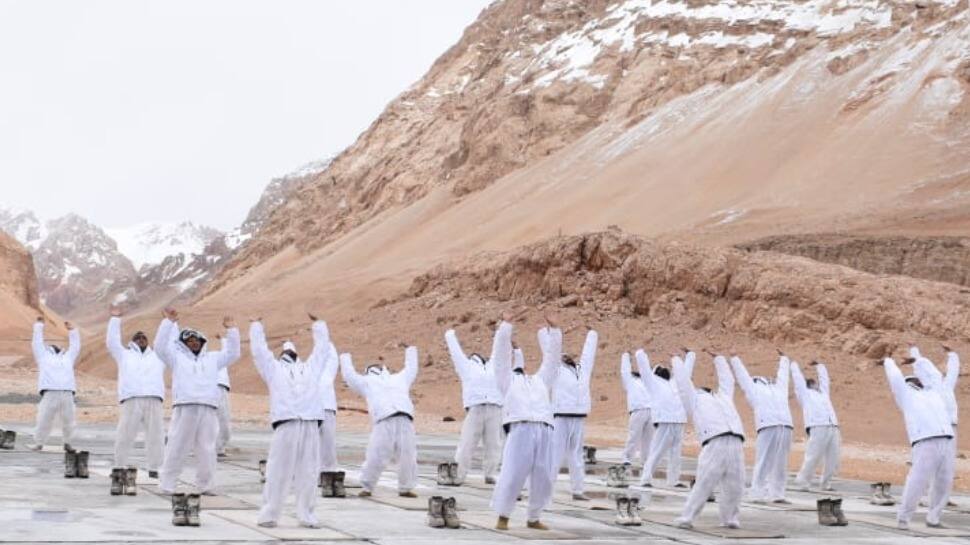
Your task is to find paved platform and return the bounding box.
[0,422,968,544]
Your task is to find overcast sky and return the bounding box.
[0,0,491,230]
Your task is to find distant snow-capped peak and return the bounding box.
[105,221,223,270]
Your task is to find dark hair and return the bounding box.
[562,354,576,366]
[280,349,298,363]
[654,366,671,380]
[806,378,818,389]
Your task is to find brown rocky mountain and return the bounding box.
[0,231,61,356]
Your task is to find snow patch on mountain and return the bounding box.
[106,221,221,270]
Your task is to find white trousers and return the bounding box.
[34,390,76,447]
[318,410,339,472]
[551,416,586,494]
[455,404,504,481]
[114,396,165,470]
[622,409,652,465]
[491,422,555,521]
[900,436,955,525]
[258,420,321,526]
[676,435,745,526]
[642,422,683,486]
[216,387,231,454]
[928,426,957,502]
[794,425,840,489]
[360,415,417,493]
[750,425,792,501]
[159,404,219,493]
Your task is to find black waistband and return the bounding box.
[272,418,322,430]
[554,413,587,419]
[912,434,953,447]
[379,412,413,423]
[39,389,75,396]
[121,396,164,404]
[466,403,502,411]
[702,432,744,447]
[756,424,794,433]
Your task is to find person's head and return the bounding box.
[753,376,770,386]
[470,353,487,366]
[365,363,384,376]
[654,366,670,381]
[279,341,298,363]
[905,376,923,390]
[131,331,148,351]
[699,386,713,394]
[47,345,62,355]
[806,378,818,391]
[179,329,207,355]
[562,354,577,367]
[631,370,641,378]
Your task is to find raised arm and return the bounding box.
[729,356,755,400]
[214,324,241,370]
[944,351,960,391]
[672,356,697,416]
[883,357,909,409]
[444,329,468,378]
[635,349,659,395]
[106,316,127,364]
[579,329,598,379]
[684,350,696,376]
[31,320,46,362]
[339,353,367,395]
[401,346,419,387]
[537,327,563,388]
[620,353,634,391]
[790,362,808,404]
[154,318,177,367]
[714,355,735,398]
[488,321,513,371]
[817,363,831,395]
[776,355,791,393]
[307,320,331,371]
[248,321,276,382]
[496,346,515,395]
[322,343,339,383]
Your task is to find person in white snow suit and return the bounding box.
[909,345,960,467]
[317,336,340,474]
[29,317,81,452]
[106,305,166,477]
[491,319,561,531]
[791,360,840,491]
[550,328,598,500]
[620,352,652,466]
[730,351,793,503]
[635,349,689,487]
[673,350,746,530]
[446,324,507,484]
[340,344,419,497]
[882,355,955,529]
[154,308,240,495]
[216,359,232,457]
[250,314,332,529]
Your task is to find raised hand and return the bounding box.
[901,357,916,366]
[943,344,952,353]
[36,316,44,323]
[776,348,785,357]
[307,312,319,322]
[223,316,236,328]
[544,313,558,329]
[64,321,74,330]
[809,360,820,366]
[110,304,122,317]
[163,307,178,321]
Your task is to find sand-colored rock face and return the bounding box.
[738,234,970,287]
[407,230,970,359]
[0,231,56,353]
[0,231,39,310]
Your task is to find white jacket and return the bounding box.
[340,346,418,424]
[154,318,240,408]
[674,355,746,445]
[791,362,838,430]
[730,356,794,431]
[620,353,651,412]
[551,330,598,416]
[33,322,81,394]
[320,343,339,412]
[445,323,509,409]
[106,317,165,403]
[635,350,688,424]
[884,357,954,444]
[251,320,334,425]
[496,326,560,427]
[910,347,959,425]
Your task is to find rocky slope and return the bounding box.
[212,0,970,290]
[0,231,59,355]
[738,234,970,287]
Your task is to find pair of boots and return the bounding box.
[870,482,895,506]
[817,498,848,526]
[172,493,201,526]
[319,471,346,498]
[607,465,631,488]
[427,496,460,529]
[437,462,462,486]
[258,459,267,483]
[615,496,643,526]
[583,445,597,465]
[110,468,138,496]
[0,429,15,449]
[64,451,89,478]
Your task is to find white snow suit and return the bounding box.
[791,362,840,490]
[620,353,653,465]
[32,322,81,448]
[636,349,688,486]
[550,330,598,495]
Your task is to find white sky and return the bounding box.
[0,0,491,230]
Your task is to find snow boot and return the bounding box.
[816,499,838,526]
[436,463,453,486]
[125,467,137,496]
[628,496,643,526]
[186,494,201,527]
[607,465,629,488]
[171,493,189,526]
[879,482,895,504]
[870,482,894,506]
[448,462,462,486]
[583,445,597,465]
[64,450,78,478]
[615,497,631,525]
[0,429,15,449]
[832,498,848,526]
[75,451,89,479]
[258,459,266,483]
[332,471,346,498]
[426,496,445,527]
[319,472,335,498]
[110,468,124,496]
[443,497,460,529]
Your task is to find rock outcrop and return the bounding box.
[0,231,40,310]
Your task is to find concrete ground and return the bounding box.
[0,422,968,544]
